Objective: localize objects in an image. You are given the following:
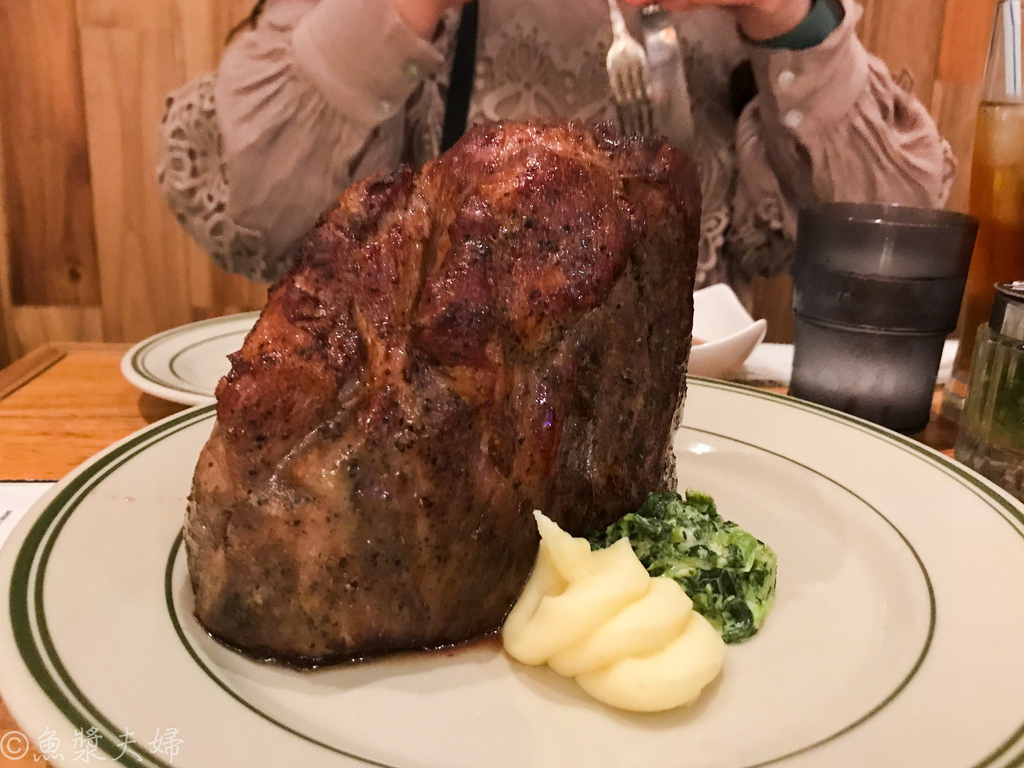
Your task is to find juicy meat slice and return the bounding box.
[186,120,702,664]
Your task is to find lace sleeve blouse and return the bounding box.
[157,0,955,295]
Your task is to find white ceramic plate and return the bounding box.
[120,313,259,406]
[690,285,768,379]
[2,380,1024,768]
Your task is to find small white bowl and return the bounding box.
[689,284,768,379]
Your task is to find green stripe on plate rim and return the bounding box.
[691,378,1024,768]
[163,531,398,768]
[8,379,1024,768]
[10,406,214,768]
[163,329,251,394]
[130,313,258,397]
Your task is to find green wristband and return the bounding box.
[759,0,844,50]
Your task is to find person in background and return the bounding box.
[157,0,954,305]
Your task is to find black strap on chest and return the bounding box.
[441,1,479,151]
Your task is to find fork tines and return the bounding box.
[605,0,655,136]
[614,82,654,136]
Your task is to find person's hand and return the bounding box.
[391,0,471,39]
[622,0,814,42]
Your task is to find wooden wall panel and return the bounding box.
[0,114,12,367]
[933,0,999,212]
[0,0,100,310]
[0,0,264,360]
[78,19,193,341]
[77,0,266,344]
[938,0,997,81]
[858,0,997,212]
[10,306,103,353]
[859,0,947,106]
[0,0,102,362]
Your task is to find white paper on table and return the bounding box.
[732,339,959,388]
[0,482,55,551]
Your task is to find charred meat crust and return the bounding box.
[186,120,702,665]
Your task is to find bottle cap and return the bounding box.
[990,282,1024,341]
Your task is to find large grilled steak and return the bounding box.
[186,120,702,664]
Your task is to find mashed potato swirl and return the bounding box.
[502,511,725,712]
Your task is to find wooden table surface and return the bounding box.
[0,342,961,765]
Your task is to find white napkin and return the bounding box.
[733,343,794,386]
[0,482,54,551]
[733,339,960,387]
[936,339,959,385]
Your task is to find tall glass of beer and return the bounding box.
[943,0,1024,420]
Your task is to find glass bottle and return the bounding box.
[942,0,1024,421]
[955,282,1024,501]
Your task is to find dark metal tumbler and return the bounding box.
[789,203,978,433]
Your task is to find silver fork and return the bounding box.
[639,4,694,150]
[605,0,654,136]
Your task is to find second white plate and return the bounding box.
[120,313,259,406]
